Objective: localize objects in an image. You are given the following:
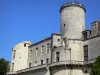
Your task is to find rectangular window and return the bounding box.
[30,50,32,58]
[84,45,88,61]
[36,48,38,56]
[29,63,31,68]
[35,61,37,66]
[83,32,87,40]
[24,43,26,47]
[41,45,44,55]
[41,60,43,65]
[46,58,49,64]
[47,43,50,54]
[13,50,16,59]
[12,63,14,71]
[30,50,32,54]
[56,52,60,62]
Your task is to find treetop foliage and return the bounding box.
[90,56,100,75]
[0,58,9,75]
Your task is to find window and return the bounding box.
[53,46,57,49]
[41,45,44,55]
[46,58,49,64]
[12,63,14,71]
[58,39,60,41]
[29,63,31,68]
[35,61,37,66]
[47,43,50,54]
[41,60,43,65]
[36,48,38,56]
[30,50,32,54]
[83,32,87,40]
[13,50,16,59]
[35,61,37,63]
[85,70,88,73]
[24,43,26,47]
[64,24,65,27]
[56,52,60,62]
[30,50,32,58]
[84,45,88,61]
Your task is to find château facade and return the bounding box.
[7,2,100,75]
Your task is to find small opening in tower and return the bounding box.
[24,43,26,47]
[64,24,65,27]
[85,70,88,73]
[58,39,60,41]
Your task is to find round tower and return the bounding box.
[60,2,86,43]
[10,41,32,72]
[60,2,86,61]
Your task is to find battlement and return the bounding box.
[83,20,100,40]
[60,2,86,13]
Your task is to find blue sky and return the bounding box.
[0,0,100,61]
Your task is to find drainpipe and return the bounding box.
[67,48,71,75]
[69,48,71,75]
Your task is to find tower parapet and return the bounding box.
[60,2,86,13]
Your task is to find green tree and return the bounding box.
[0,58,9,75]
[90,56,100,75]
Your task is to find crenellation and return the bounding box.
[83,20,100,40]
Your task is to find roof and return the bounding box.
[52,33,61,36]
[29,37,52,47]
[29,33,61,47]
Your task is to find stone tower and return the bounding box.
[60,2,86,61]
[10,41,32,72]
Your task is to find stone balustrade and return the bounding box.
[7,59,96,74]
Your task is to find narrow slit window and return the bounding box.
[29,63,31,68]
[41,60,43,65]
[56,52,60,62]
[64,24,65,27]
[24,44,26,47]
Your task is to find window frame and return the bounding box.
[12,63,14,71]
[29,63,31,68]
[24,43,26,47]
[84,45,88,61]
[13,50,16,59]
[47,43,50,54]
[46,58,49,64]
[41,60,43,65]
[41,45,44,55]
[56,52,60,62]
[36,47,38,57]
